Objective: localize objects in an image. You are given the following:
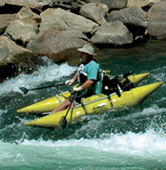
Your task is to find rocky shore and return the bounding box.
[0,0,166,83]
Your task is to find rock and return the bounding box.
[4,19,39,45]
[0,14,18,34]
[0,0,166,82]
[80,3,108,25]
[0,41,9,62]
[0,36,42,82]
[147,1,166,39]
[107,6,148,38]
[127,0,160,9]
[16,7,41,23]
[84,0,128,9]
[27,29,91,64]
[0,0,51,12]
[90,21,133,46]
[107,6,148,27]
[39,8,99,36]
[48,0,84,12]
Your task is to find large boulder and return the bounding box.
[0,36,41,82]
[4,19,39,45]
[84,0,128,9]
[27,29,91,64]
[107,6,148,38]
[39,8,99,35]
[147,1,166,39]
[90,21,133,46]
[80,3,108,25]
[107,6,147,27]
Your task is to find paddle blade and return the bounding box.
[59,116,67,130]
[59,93,76,130]
[19,87,29,94]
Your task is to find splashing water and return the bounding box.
[0,57,77,96]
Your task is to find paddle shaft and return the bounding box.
[20,82,65,94]
[27,84,63,91]
[61,92,76,129]
[61,103,72,130]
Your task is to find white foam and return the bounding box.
[16,128,166,157]
[0,57,77,95]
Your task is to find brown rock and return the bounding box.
[0,36,42,82]
[27,29,91,65]
[0,14,18,34]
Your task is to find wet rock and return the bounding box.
[0,36,42,82]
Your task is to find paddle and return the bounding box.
[59,92,76,130]
[20,82,65,94]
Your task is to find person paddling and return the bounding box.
[51,44,101,114]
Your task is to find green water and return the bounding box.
[0,40,166,169]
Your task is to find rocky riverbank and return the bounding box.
[0,0,166,83]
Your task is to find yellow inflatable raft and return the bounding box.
[16,72,164,129]
[25,81,163,128]
[17,72,150,113]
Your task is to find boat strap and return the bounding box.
[80,100,88,115]
[107,95,113,107]
[60,94,68,100]
[56,94,63,104]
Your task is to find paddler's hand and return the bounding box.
[73,86,82,92]
[65,79,74,86]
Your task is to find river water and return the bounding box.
[0,40,166,170]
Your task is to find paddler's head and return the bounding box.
[77,44,96,64]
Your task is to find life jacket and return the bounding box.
[77,60,103,84]
[77,64,87,83]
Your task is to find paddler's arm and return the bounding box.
[73,79,94,91]
[72,74,78,81]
